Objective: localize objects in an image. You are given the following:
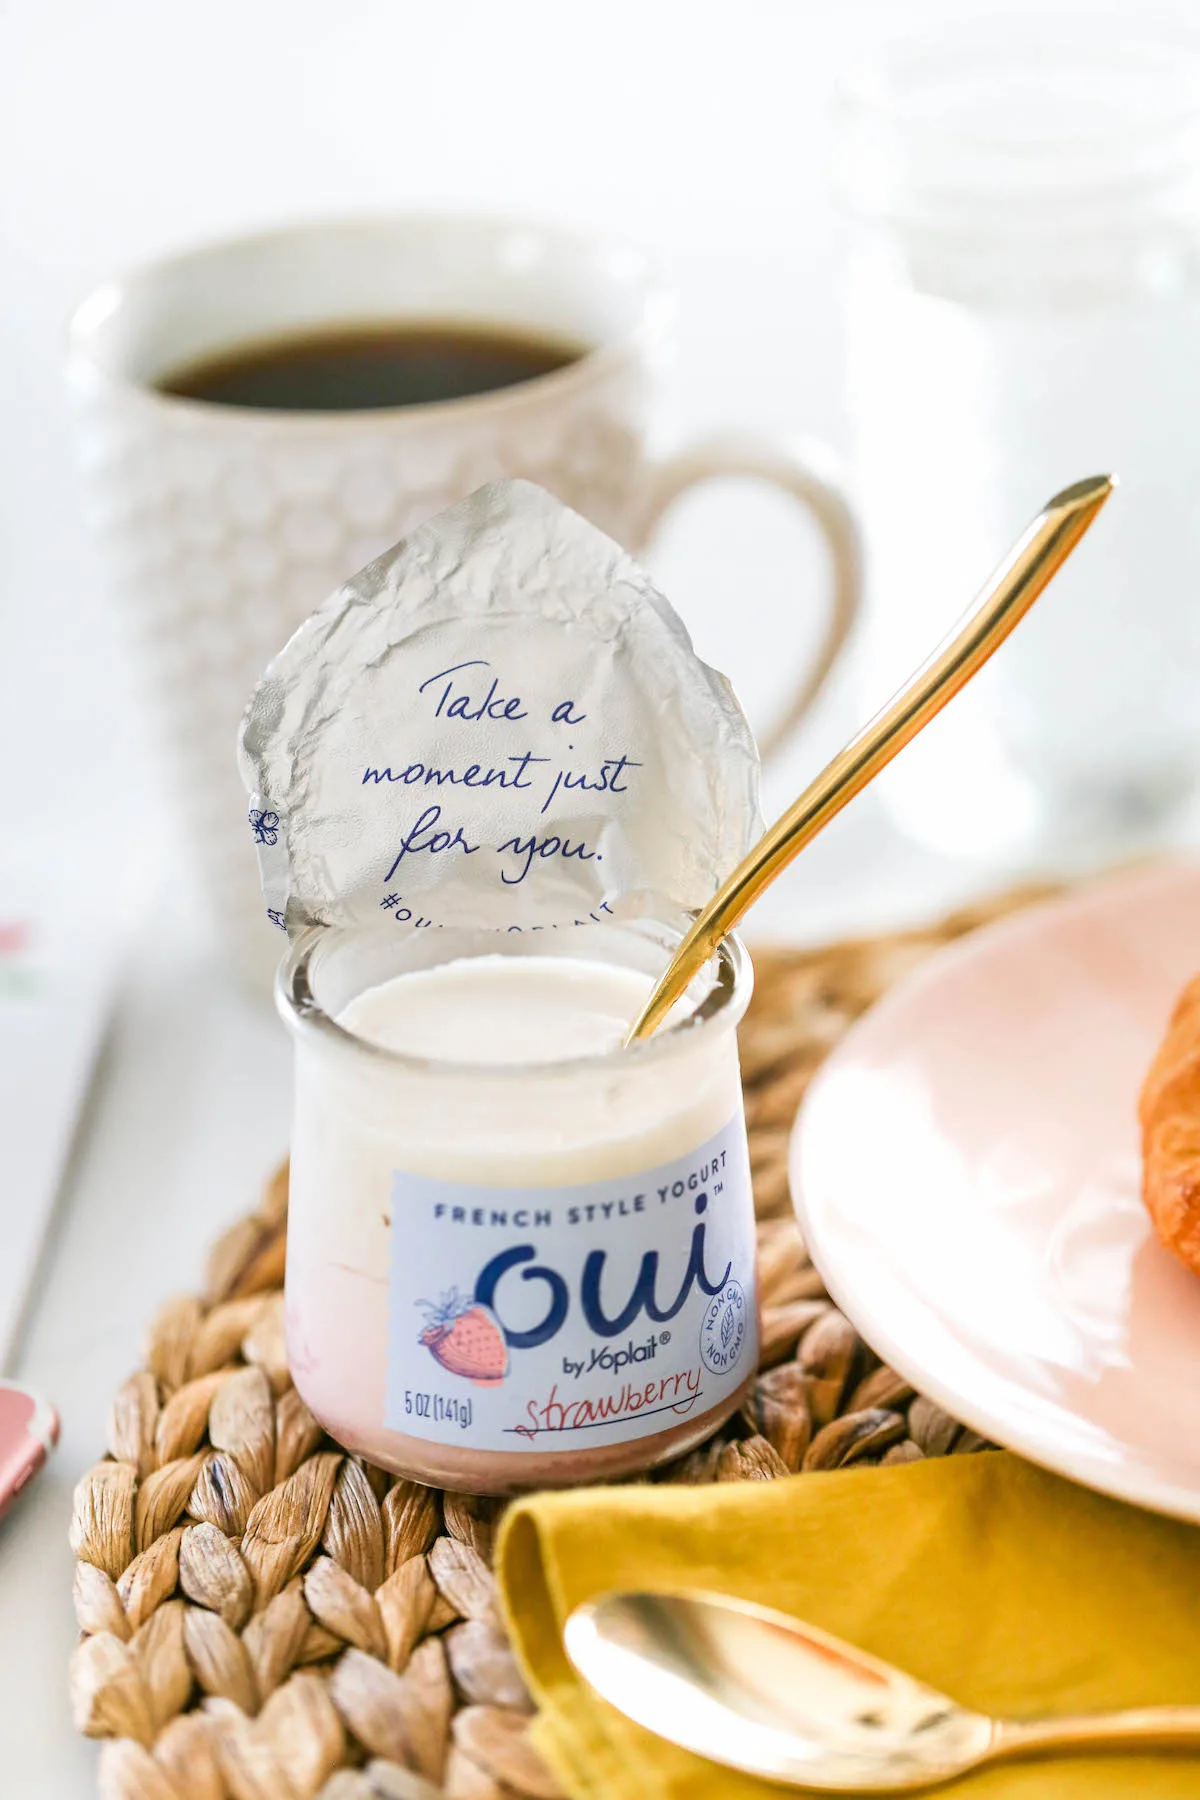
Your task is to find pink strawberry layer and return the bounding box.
[287,1264,753,1496]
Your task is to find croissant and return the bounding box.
[1139,972,1200,1277]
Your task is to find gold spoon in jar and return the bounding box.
[566,1588,1200,1791]
[627,474,1113,1043]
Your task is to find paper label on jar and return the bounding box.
[384,1113,756,1453]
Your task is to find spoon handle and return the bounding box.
[627,474,1114,1042]
[996,1705,1200,1760]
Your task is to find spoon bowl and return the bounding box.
[565,1590,997,1792]
[565,1588,1200,1791]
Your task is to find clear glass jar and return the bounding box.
[837,17,1200,858]
[278,918,756,1495]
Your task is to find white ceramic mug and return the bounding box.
[67,216,860,984]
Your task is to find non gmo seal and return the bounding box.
[699,1280,748,1376]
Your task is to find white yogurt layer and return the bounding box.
[337,954,655,1065]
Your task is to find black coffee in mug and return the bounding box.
[156,321,586,412]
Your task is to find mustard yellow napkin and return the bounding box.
[496,1453,1200,1798]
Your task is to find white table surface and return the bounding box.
[0,0,1154,1791]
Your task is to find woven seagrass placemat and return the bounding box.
[69,886,1055,1800]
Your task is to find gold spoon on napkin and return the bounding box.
[627,474,1113,1042]
[565,1588,1200,1790]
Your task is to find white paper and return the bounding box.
[0,863,126,1369]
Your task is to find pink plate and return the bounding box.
[791,861,1200,1520]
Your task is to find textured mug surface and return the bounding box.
[68,216,860,986]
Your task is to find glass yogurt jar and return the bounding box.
[278,918,757,1495]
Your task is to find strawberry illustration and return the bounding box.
[418,1291,508,1385]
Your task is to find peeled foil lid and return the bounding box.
[238,480,762,938]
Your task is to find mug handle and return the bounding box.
[631,432,862,763]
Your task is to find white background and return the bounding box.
[0,2,1166,1792]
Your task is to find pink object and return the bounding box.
[0,1382,58,1523]
[420,1298,509,1388]
[0,921,30,958]
[791,861,1200,1521]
